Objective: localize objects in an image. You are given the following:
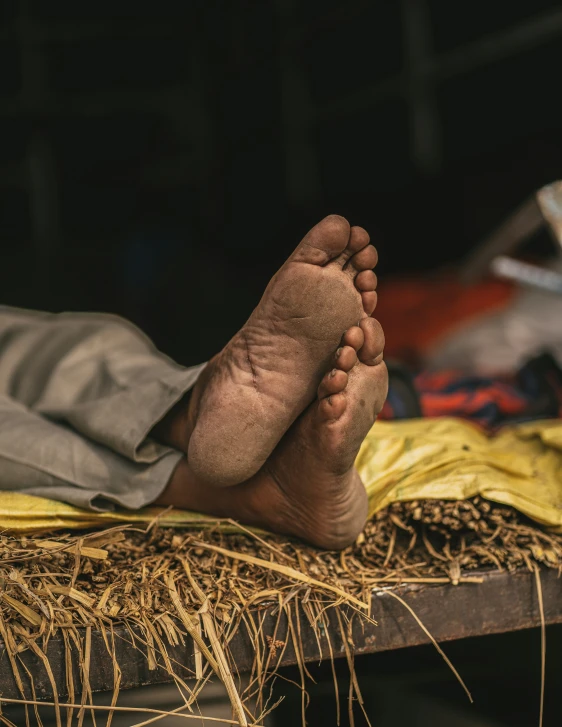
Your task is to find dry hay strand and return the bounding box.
[0,497,559,726]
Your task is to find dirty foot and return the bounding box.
[256,317,387,548]
[159,319,387,549]
[186,215,379,487]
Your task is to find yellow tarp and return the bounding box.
[1,417,561,533]
[358,418,562,531]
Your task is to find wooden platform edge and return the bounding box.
[0,568,560,700]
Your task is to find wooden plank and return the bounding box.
[0,568,559,701]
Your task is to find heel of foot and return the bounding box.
[188,430,264,487]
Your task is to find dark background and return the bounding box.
[1,0,562,365]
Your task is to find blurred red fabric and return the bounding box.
[375,273,515,363]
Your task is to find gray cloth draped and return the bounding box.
[0,306,206,510]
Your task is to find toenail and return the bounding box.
[336,348,342,359]
[330,368,337,378]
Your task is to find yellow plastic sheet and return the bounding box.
[0,417,561,533]
[0,491,212,532]
[358,418,562,531]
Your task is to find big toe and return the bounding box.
[290,214,351,266]
[358,317,385,365]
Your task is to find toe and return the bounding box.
[347,226,370,254]
[290,215,351,266]
[331,225,370,267]
[318,392,347,421]
[341,325,364,351]
[354,270,377,291]
[334,345,358,372]
[318,368,348,398]
[358,317,385,365]
[361,291,378,316]
[345,244,378,273]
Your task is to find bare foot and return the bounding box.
[185,215,379,487]
[254,318,387,548]
[158,318,387,549]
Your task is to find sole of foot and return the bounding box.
[186,215,379,487]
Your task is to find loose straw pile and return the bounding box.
[0,497,559,726]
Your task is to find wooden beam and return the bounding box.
[0,568,559,701]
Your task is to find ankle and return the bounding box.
[150,357,217,453]
[150,390,192,452]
